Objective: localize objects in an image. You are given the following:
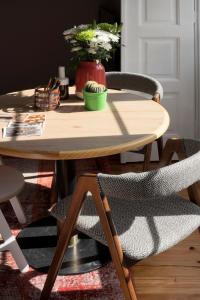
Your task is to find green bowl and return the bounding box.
[83,89,107,111]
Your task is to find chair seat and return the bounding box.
[51,193,200,266]
[0,165,24,203]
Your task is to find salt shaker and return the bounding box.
[58,66,69,100]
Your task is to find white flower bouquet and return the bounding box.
[63,21,121,63]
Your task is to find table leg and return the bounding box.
[17,160,111,275]
[56,160,76,199]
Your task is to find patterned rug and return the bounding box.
[0,157,123,300]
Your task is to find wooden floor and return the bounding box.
[134,230,200,300]
[103,155,200,300]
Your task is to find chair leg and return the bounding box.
[143,143,152,171]
[40,177,87,300]
[56,219,63,237]
[120,152,127,164]
[0,209,29,273]
[156,137,163,160]
[95,156,112,173]
[8,238,29,273]
[50,175,58,206]
[9,196,26,224]
[188,184,200,206]
[93,192,138,300]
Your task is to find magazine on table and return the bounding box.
[2,114,46,137]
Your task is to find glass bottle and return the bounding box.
[58,66,69,100]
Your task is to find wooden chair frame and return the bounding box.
[142,92,163,171]
[40,173,138,300]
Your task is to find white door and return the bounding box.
[121,0,195,162]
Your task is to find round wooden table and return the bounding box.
[0,87,169,274]
[0,87,169,160]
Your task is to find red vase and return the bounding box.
[75,60,106,98]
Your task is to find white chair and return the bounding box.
[0,162,29,273]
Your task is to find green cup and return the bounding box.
[83,89,107,111]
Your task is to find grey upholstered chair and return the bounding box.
[40,138,200,300]
[106,72,164,170]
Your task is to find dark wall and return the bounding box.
[0,0,120,94]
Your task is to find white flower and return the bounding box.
[95,30,109,43]
[77,24,89,29]
[89,41,99,50]
[63,24,89,37]
[62,22,120,61]
[64,35,73,40]
[71,46,82,52]
[95,30,119,43]
[101,42,112,51]
[87,48,97,54]
[96,35,110,43]
[63,27,77,36]
[91,37,98,43]
[109,34,119,43]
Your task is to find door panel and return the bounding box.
[121,0,195,161]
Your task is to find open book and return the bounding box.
[2,114,46,138]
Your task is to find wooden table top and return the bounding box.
[0,87,169,160]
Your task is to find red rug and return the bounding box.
[0,158,123,300]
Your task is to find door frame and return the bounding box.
[195,0,200,139]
